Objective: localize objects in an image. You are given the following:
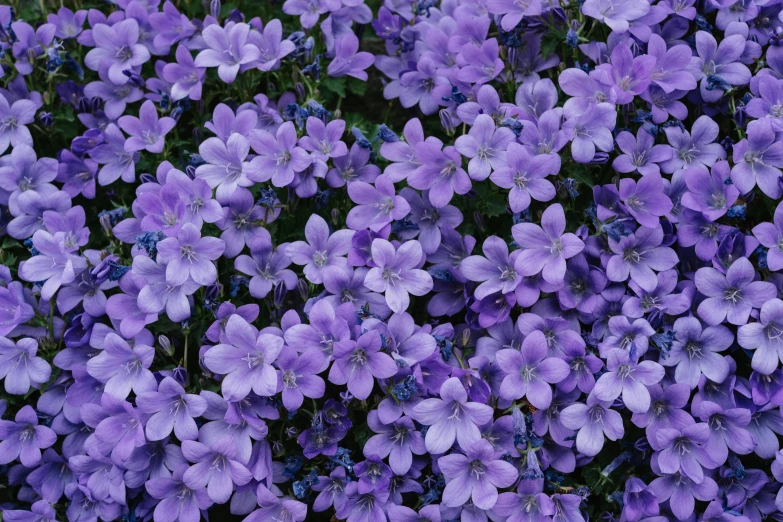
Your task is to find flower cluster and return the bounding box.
[0,0,782,521]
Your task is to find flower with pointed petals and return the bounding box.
[181,438,252,504]
[512,203,584,285]
[364,239,433,314]
[738,298,783,375]
[731,117,783,199]
[287,213,354,284]
[695,257,777,326]
[202,315,284,400]
[560,394,624,456]
[593,349,664,413]
[328,329,397,400]
[84,19,151,84]
[455,114,515,181]
[612,128,673,177]
[0,338,51,395]
[156,223,225,286]
[248,121,311,188]
[438,438,518,510]
[86,332,156,399]
[487,0,542,31]
[118,99,176,153]
[19,230,87,301]
[346,175,411,232]
[244,485,308,522]
[145,465,213,522]
[276,346,326,410]
[655,424,716,483]
[581,0,650,32]
[248,19,296,72]
[194,23,260,83]
[0,405,56,467]
[196,133,258,199]
[136,376,207,441]
[663,317,731,389]
[327,33,375,81]
[411,377,494,453]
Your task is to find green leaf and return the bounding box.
[1,237,21,249]
[347,78,368,97]
[321,77,347,98]
[540,32,560,60]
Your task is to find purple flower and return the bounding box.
[458,38,504,85]
[731,118,783,199]
[512,203,585,284]
[0,95,36,154]
[312,467,349,513]
[454,114,515,181]
[156,223,226,286]
[283,0,341,29]
[738,298,783,375]
[646,34,698,94]
[149,2,196,48]
[118,99,176,153]
[495,330,570,408]
[364,412,424,475]
[487,0,542,30]
[600,42,656,104]
[681,162,739,220]
[163,45,205,101]
[655,424,716,483]
[598,316,656,358]
[327,143,380,187]
[286,213,354,284]
[181,438,252,504]
[0,144,58,204]
[560,394,624,456]
[687,31,751,103]
[408,141,471,208]
[203,315,284,399]
[19,230,87,301]
[235,237,297,299]
[438,438,517,510]
[411,377,494,453]
[2,500,57,522]
[84,19,151,84]
[48,7,87,39]
[491,142,557,213]
[327,34,375,81]
[248,19,296,72]
[695,256,777,326]
[86,332,156,399]
[563,102,617,163]
[346,175,410,232]
[145,465,212,522]
[89,124,140,186]
[593,349,665,413]
[248,121,311,188]
[745,75,783,121]
[460,235,521,301]
[364,239,433,314]
[276,346,326,410]
[606,224,678,292]
[662,317,731,389]
[136,376,208,441]
[196,133,257,199]
[0,338,50,395]
[328,330,397,400]
[399,188,462,254]
[582,0,650,32]
[245,485,308,522]
[0,405,56,467]
[660,115,726,173]
[619,172,674,228]
[612,128,673,177]
[399,58,450,116]
[194,23,260,83]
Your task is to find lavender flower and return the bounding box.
[364,239,433,314]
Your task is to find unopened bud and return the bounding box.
[461,328,471,347]
[210,0,221,19]
[294,82,306,101]
[158,335,174,356]
[331,208,340,225]
[99,213,113,235]
[473,211,485,232]
[439,109,456,135]
[274,282,287,307]
[297,278,309,301]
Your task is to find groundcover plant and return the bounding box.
[0,0,783,520]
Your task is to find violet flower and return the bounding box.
[663,317,731,389]
[248,121,311,188]
[560,394,624,456]
[136,376,208,441]
[512,203,585,284]
[454,114,515,181]
[19,230,87,301]
[495,330,570,408]
[286,213,354,284]
[438,439,518,510]
[738,298,783,375]
[695,257,776,326]
[156,223,226,286]
[196,133,258,199]
[86,332,156,399]
[612,128,673,177]
[346,175,411,233]
[194,23,260,83]
[730,117,783,199]
[276,346,326,410]
[84,19,151,84]
[411,377,494,454]
[328,329,397,400]
[327,34,375,81]
[0,338,51,395]
[0,405,56,467]
[364,238,433,314]
[202,315,284,399]
[592,348,665,413]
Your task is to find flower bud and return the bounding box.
[331,208,340,225]
[210,0,221,19]
[158,335,174,356]
[439,109,456,136]
[274,283,287,307]
[297,278,309,301]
